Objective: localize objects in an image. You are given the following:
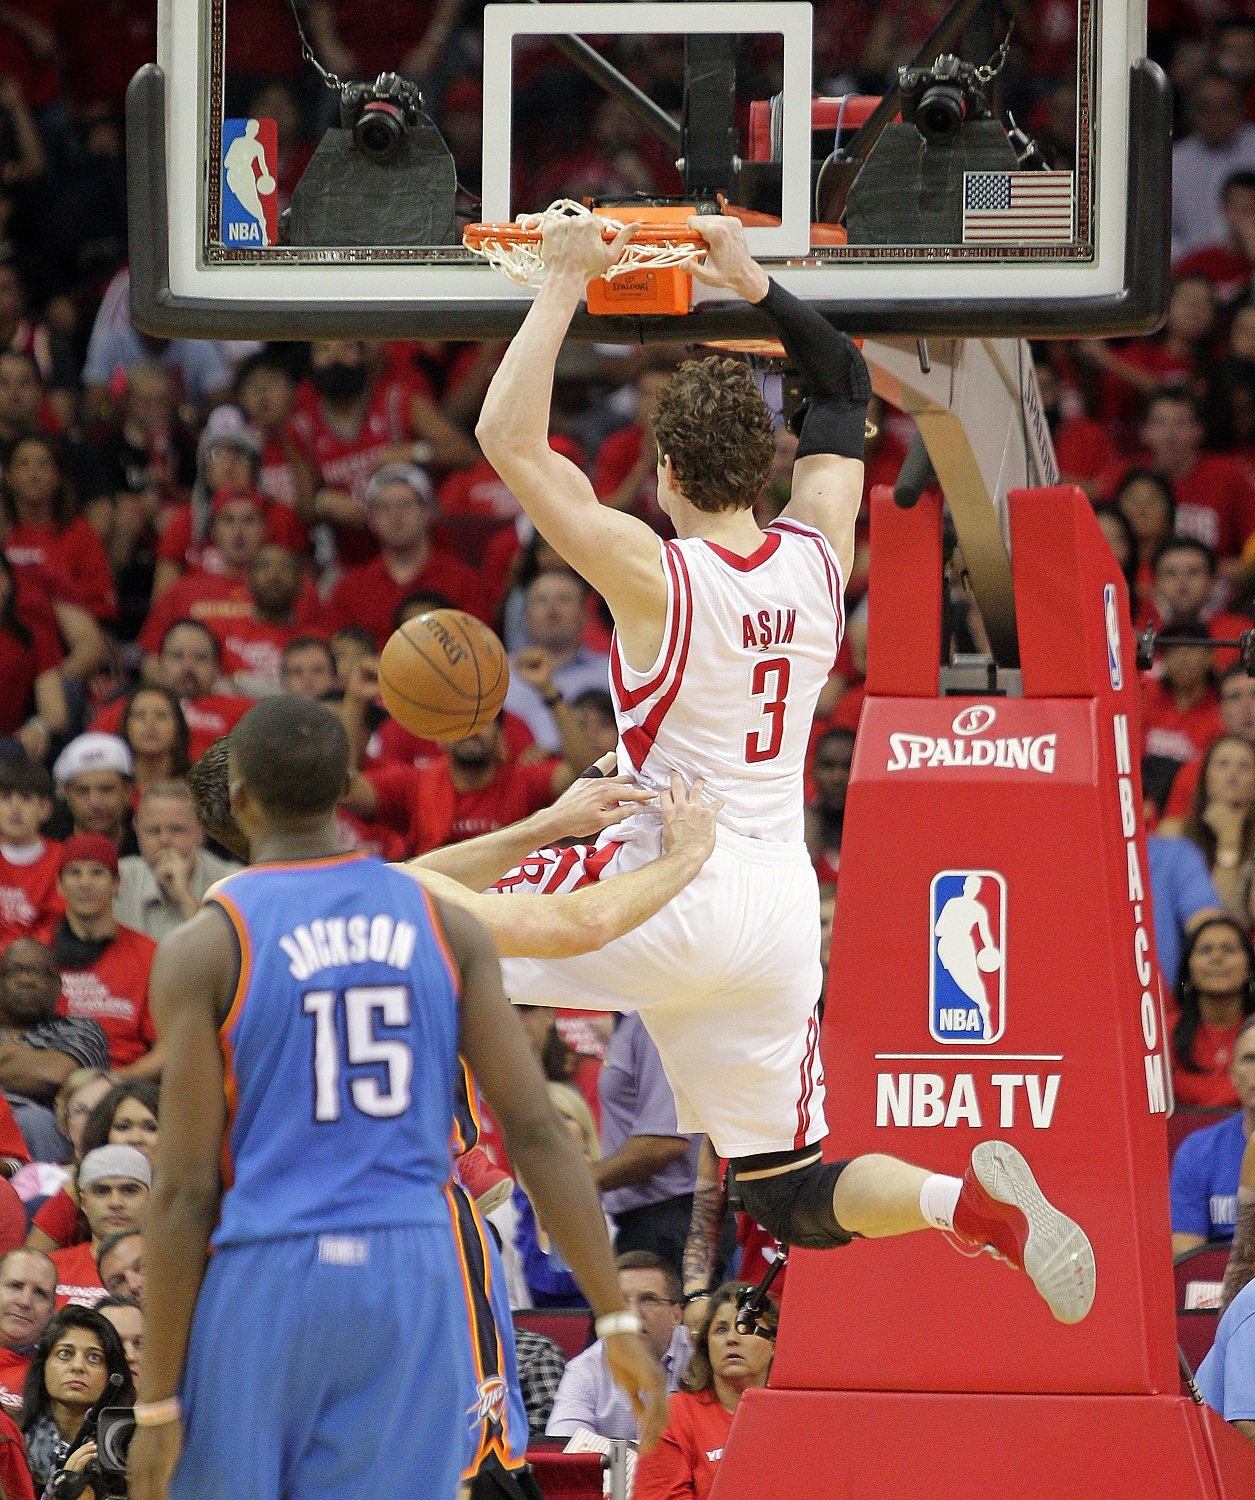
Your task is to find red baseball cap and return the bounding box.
[210,486,265,517]
[59,833,120,877]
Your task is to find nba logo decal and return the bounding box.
[929,870,1006,1044]
[221,118,278,246]
[1103,582,1123,691]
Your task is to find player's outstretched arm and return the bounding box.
[688,214,866,582]
[129,907,236,1500]
[409,758,653,890]
[476,215,667,641]
[409,776,720,957]
[444,896,668,1452]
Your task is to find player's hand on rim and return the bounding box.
[660,773,722,860]
[603,1330,668,1454]
[541,211,642,283]
[685,215,770,301]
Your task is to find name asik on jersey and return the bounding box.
[220,118,278,247]
[741,609,797,650]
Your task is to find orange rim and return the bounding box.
[463,221,706,251]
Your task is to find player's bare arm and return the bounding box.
[411,756,653,890]
[443,894,668,1452]
[475,214,669,667]
[407,775,721,957]
[689,215,866,582]
[129,906,237,1500]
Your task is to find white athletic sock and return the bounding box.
[919,1174,963,1233]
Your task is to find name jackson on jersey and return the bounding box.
[279,913,420,982]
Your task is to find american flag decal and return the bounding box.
[962,171,1074,244]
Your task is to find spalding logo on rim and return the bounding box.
[1104,583,1122,692]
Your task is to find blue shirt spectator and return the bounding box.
[503,572,610,752]
[1172,1110,1248,1248]
[82,325,233,413]
[1197,1274,1255,1437]
[597,1014,701,1276]
[1148,835,1223,990]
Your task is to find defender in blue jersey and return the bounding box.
[129,699,667,1500]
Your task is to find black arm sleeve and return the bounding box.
[759,279,871,462]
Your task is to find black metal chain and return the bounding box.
[287,0,344,91]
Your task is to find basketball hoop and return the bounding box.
[463,200,707,313]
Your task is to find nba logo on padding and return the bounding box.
[929,870,1006,1044]
[221,118,278,246]
[1103,582,1123,691]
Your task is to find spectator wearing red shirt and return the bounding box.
[279,635,337,701]
[50,1145,149,1309]
[94,621,253,764]
[1148,538,1252,669]
[593,362,676,536]
[0,551,65,758]
[234,349,317,516]
[1176,171,1255,308]
[0,1248,55,1415]
[292,339,477,567]
[1137,390,1255,561]
[204,545,308,696]
[2,434,116,623]
[51,734,136,853]
[345,713,569,857]
[805,729,854,887]
[1166,665,1255,819]
[634,1282,776,1500]
[1141,622,1226,802]
[0,757,61,951]
[1034,355,1120,499]
[52,835,158,1077]
[321,463,488,646]
[1171,916,1255,1109]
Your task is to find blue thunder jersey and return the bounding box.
[207,851,461,1247]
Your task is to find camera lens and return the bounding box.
[915,83,965,143]
[353,101,405,162]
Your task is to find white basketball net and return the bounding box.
[465,199,708,287]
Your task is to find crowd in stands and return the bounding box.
[0,0,1240,1491]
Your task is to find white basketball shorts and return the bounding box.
[494,821,827,1160]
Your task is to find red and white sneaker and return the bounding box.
[950,1140,1096,1325]
[456,1146,515,1216]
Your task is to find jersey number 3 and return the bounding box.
[303,985,414,1122]
[745,657,790,763]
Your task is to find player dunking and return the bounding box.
[126,700,668,1500]
[474,213,1096,1324]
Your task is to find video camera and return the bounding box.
[48,1377,134,1500]
[897,53,993,145]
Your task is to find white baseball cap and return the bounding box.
[53,733,135,786]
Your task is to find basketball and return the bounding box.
[377,610,509,742]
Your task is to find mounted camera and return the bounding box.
[339,72,425,163]
[897,53,993,145]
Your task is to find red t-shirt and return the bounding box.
[1053,415,1121,497]
[1172,1019,1246,1108]
[321,551,489,649]
[51,1241,105,1309]
[32,1186,82,1250]
[633,1390,735,1500]
[58,924,158,1068]
[437,457,522,521]
[92,691,253,763]
[1164,757,1202,821]
[363,711,535,771]
[206,615,300,687]
[5,516,117,622]
[137,570,320,655]
[1119,454,1255,560]
[592,424,672,534]
[1140,680,1225,767]
[289,376,416,566]
[0,1407,32,1500]
[0,572,62,735]
[366,758,559,856]
[0,841,63,950]
[333,809,408,863]
[0,1348,27,1415]
[1175,243,1252,305]
[155,498,308,573]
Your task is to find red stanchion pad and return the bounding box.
[711,487,1255,1499]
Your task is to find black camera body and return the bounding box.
[339,72,425,163]
[897,53,993,145]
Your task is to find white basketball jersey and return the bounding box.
[611,519,845,843]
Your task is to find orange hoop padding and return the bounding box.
[462,220,707,252]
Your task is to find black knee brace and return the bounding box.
[729,1148,857,1250]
